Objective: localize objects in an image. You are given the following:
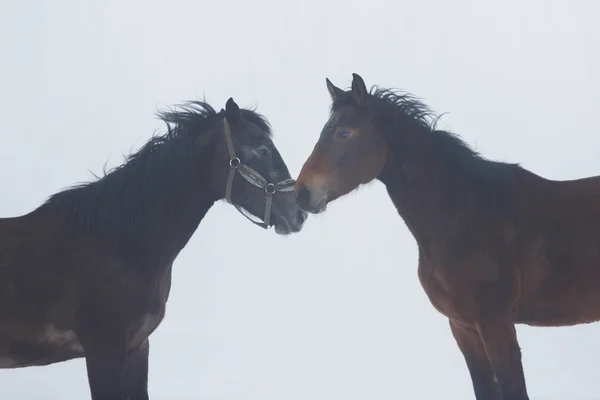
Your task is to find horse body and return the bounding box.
[393,170,600,330]
[296,73,600,399]
[0,150,213,372]
[0,98,306,399]
[0,212,89,368]
[513,175,600,327]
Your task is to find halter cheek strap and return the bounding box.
[223,118,296,229]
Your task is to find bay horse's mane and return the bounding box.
[332,87,523,186]
[37,100,271,240]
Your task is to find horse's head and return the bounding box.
[295,73,388,214]
[212,98,307,235]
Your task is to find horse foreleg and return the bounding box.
[476,316,529,400]
[125,338,150,400]
[449,319,501,400]
[79,325,128,400]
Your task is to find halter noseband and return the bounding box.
[223,118,296,229]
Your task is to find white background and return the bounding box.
[1,0,599,399]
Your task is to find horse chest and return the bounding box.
[417,261,479,322]
[125,264,173,347]
[127,308,166,348]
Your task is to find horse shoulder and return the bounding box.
[416,224,522,323]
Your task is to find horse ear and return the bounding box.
[326,78,344,101]
[225,98,241,122]
[351,73,368,106]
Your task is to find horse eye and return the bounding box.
[336,131,351,139]
[256,147,270,157]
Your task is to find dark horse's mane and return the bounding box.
[332,87,523,185]
[37,101,271,241]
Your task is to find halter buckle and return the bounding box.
[265,183,276,195]
[229,157,241,168]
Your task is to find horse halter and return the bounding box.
[222,118,296,229]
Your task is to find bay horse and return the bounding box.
[295,73,600,399]
[0,97,306,399]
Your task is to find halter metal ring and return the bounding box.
[265,183,276,194]
[229,157,241,168]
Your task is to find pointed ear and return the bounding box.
[351,73,368,106]
[225,98,241,123]
[326,78,345,101]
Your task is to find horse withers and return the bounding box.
[0,97,306,399]
[295,73,600,399]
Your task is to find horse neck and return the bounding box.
[377,131,474,245]
[40,135,222,270]
[117,153,220,267]
[141,178,218,266]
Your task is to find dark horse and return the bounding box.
[295,73,600,399]
[0,97,306,399]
